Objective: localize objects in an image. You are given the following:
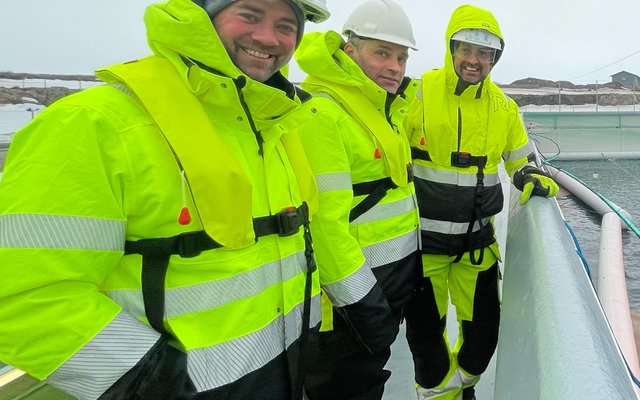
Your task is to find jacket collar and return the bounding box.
[145,0,300,126]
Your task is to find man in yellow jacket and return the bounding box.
[0,0,398,399]
[291,0,421,399]
[404,5,559,400]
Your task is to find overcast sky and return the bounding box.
[2,0,640,85]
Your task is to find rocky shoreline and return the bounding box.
[501,78,638,107]
[0,73,638,107]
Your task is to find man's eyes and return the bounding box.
[238,12,259,23]
[278,23,297,35]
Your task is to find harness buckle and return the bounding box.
[451,151,472,168]
[176,231,204,258]
[277,206,303,237]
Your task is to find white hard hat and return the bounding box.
[342,0,418,50]
[294,0,330,23]
[451,28,502,50]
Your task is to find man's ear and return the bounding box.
[343,42,356,57]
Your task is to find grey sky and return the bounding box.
[2,0,639,85]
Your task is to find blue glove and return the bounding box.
[513,165,559,205]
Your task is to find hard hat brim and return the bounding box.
[451,29,501,50]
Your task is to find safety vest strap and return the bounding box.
[411,147,488,170]
[411,147,432,162]
[349,162,414,223]
[125,230,223,259]
[124,202,313,335]
[350,178,397,223]
[450,152,487,169]
[254,205,309,238]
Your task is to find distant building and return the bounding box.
[611,71,640,89]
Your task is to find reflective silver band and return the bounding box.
[413,165,499,187]
[47,312,159,399]
[420,217,491,235]
[0,213,125,251]
[314,172,352,193]
[503,141,534,162]
[362,228,419,268]
[187,294,321,392]
[322,263,377,307]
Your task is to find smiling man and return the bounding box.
[292,1,422,399]
[404,5,559,400]
[451,36,499,85]
[0,0,410,399]
[212,0,301,81]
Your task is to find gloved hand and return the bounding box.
[513,165,559,205]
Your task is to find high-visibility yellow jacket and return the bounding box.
[293,31,421,312]
[0,1,372,398]
[405,5,534,256]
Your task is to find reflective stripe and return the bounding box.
[503,141,533,162]
[309,91,341,106]
[0,214,125,251]
[322,263,377,307]
[351,195,416,224]
[187,294,321,392]
[314,172,352,193]
[108,251,308,318]
[420,217,491,235]
[413,164,499,187]
[47,312,159,399]
[362,229,419,269]
[110,81,135,99]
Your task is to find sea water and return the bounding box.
[525,111,640,308]
[550,158,640,308]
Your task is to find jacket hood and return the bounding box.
[145,0,242,79]
[444,5,504,93]
[142,0,301,123]
[295,31,388,99]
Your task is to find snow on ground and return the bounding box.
[0,78,99,140]
[0,78,102,90]
[521,104,639,112]
[502,86,635,95]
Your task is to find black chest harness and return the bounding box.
[411,147,489,265]
[350,163,414,223]
[124,202,315,335]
